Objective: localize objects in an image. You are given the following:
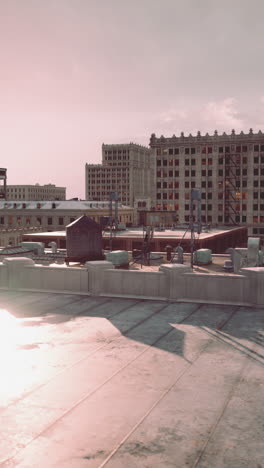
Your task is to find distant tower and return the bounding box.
[0,168,7,199]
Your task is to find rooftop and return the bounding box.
[0,291,263,467]
[0,200,132,210]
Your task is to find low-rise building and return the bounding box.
[0,200,135,234]
[6,184,66,201]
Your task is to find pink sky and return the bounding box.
[0,0,264,199]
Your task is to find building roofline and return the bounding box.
[150,129,264,146]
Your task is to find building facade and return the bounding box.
[6,184,66,201]
[85,143,155,207]
[150,129,264,235]
[0,200,135,234]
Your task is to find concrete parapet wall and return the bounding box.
[1,258,264,306]
[181,272,247,304]
[1,258,88,294]
[103,269,168,299]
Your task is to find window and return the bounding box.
[169,148,173,155]
[174,170,179,177]
[219,147,224,153]
[242,145,247,152]
[191,181,195,188]
[0,217,4,224]
[202,170,206,177]
[208,170,212,177]
[208,181,212,188]
[70,217,75,223]
[191,148,196,154]
[201,181,206,188]
[254,168,259,176]
[163,193,167,199]
[185,148,190,154]
[185,170,189,177]
[185,204,189,210]
[191,159,196,165]
[208,147,212,154]
[225,146,230,153]
[218,170,223,176]
[157,193,161,199]
[208,193,212,199]
[163,159,167,166]
[185,159,189,165]
[254,192,259,199]
[169,170,173,177]
[174,148,179,155]
[254,156,259,164]
[242,180,247,187]
[157,160,161,166]
[185,215,189,222]
[157,182,161,188]
[253,204,258,211]
[254,181,259,187]
[218,216,223,222]
[163,182,167,188]
[191,170,196,177]
[185,181,189,188]
[242,168,247,176]
[59,217,64,225]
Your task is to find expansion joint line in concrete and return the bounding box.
[97,329,214,468]
[1,301,190,465]
[191,341,258,468]
[200,307,264,367]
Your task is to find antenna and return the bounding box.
[109,192,118,251]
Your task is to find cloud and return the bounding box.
[202,98,245,130]
[156,97,264,135]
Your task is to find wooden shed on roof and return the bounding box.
[66,215,104,263]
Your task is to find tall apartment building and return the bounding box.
[150,129,264,235]
[85,143,155,207]
[6,184,66,201]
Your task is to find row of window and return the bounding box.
[157,145,256,156]
[104,150,129,155]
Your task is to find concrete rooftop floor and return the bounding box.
[0,291,263,468]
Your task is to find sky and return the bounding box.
[0,0,264,199]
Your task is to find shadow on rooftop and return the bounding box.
[1,294,264,366]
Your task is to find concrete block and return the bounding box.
[85,261,114,295]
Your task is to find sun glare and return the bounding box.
[0,309,36,404]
